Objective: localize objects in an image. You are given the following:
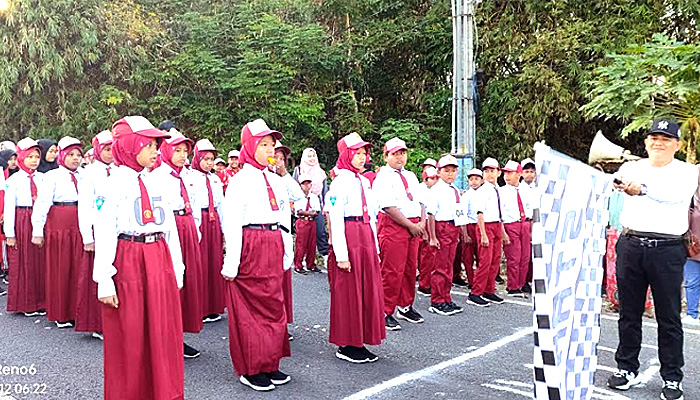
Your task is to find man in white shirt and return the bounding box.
[374,138,426,329]
[607,119,699,400]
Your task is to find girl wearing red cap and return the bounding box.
[190,139,226,323]
[31,136,85,328]
[76,130,114,339]
[4,138,45,316]
[152,129,204,358]
[326,132,385,363]
[94,115,185,400]
[222,119,291,392]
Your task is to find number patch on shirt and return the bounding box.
[133,196,166,226]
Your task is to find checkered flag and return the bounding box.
[531,143,612,400]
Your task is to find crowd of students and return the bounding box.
[0,116,541,399]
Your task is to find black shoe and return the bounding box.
[448,302,463,314]
[240,373,275,391]
[467,294,490,307]
[2,277,8,285]
[293,268,307,275]
[661,381,684,400]
[417,287,431,297]
[38,309,46,316]
[24,311,41,317]
[483,293,504,304]
[385,314,401,331]
[495,274,505,284]
[184,343,200,359]
[607,370,639,390]
[306,266,322,273]
[0,286,6,296]
[396,307,425,323]
[507,288,526,298]
[452,278,469,287]
[288,332,294,341]
[202,313,221,323]
[521,283,532,294]
[429,302,458,316]
[55,320,74,328]
[267,370,291,385]
[336,346,371,364]
[360,346,379,362]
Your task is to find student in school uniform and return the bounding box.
[373,137,426,330]
[152,128,204,358]
[94,115,185,400]
[221,119,291,392]
[468,157,507,307]
[520,157,537,294]
[326,132,385,363]
[4,138,45,316]
[36,139,58,173]
[0,163,6,296]
[190,139,226,324]
[417,166,439,296]
[425,155,467,316]
[499,161,532,298]
[31,136,85,328]
[458,168,484,289]
[220,149,241,193]
[420,158,437,173]
[293,174,321,274]
[76,130,114,339]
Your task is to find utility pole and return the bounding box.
[451,0,479,189]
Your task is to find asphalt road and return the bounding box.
[0,272,698,400]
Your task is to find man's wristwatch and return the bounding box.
[639,183,648,196]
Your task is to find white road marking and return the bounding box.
[481,383,533,397]
[637,359,660,387]
[343,327,533,400]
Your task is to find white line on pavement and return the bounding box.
[481,383,532,397]
[343,327,534,400]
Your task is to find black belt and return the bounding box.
[622,234,683,248]
[118,233,164,244]
[344,216,364,222]
[623,228,683,241]
[16,206,32,210]
[243,223,279,231]
[201,207,209,212]
[173,209,190,216]
[53,201,77,206]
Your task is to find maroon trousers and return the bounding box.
[174,214,204,334]
[199,210,225,316]
[431,221,461,304]
[224,228,289,377]
[44,205,81,322]
[472,222,502,296]
[418,239,436,290]
[7,208,44,313]
[503,221,532,290]
[328,221,385,347]
[293,218,317,270]
[75,252,102,333]
[461,223,478,285]
[102,237,184,400]
[282,268,293,323]
[378,214,420,315]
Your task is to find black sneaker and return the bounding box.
[55,320,74,328]
[467,294,490,307]
[452,278,469,287]
[336,346,371,364]
[38,309,46,316]
[288,332,294,341]
[184,343,200,359]
[0,286,6,296]
[385,314,401,331]
[240,373,275,391]
[417,287,431,297]
[521,283,532,294]
[306,266,322,273]
[202,313,221,323]
[607,370,639,390]
[267,370,291,385]
[396,307,425,323]
[495,274,505,284]
[2,277,8,285]
[661,381,684,400]
[293,268,307,275]
[429,302,458,316]
[360,347,379,362]
[448,302,464,314]
[507,289,526,298]
[483,293,504,304]
[24,311,41,317]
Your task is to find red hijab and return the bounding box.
[92,135,113,165]
[17,146,40,175]
[58,144,83,172]
[192,149,215,174]
[159,139,192,173]
[112,134,156,172]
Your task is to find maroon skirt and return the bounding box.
[102,237,184,400]
[328,221,386,347]
[74,251,102,333]
[282,268,293,323]
[175,214,204,334]
[44,205,81,322]
[7,208,44,313]
[224,228,289,377]
[199,210,225,316]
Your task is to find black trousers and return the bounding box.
[614,235,686,381]
[316,212,329,256]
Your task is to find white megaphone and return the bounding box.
[588,131,640,165]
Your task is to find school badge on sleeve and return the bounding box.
[96,196,105,211]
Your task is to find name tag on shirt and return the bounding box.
[454,203,468,226]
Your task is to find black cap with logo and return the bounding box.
[649,119,681,140]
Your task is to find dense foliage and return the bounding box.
[1,0,699,172]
